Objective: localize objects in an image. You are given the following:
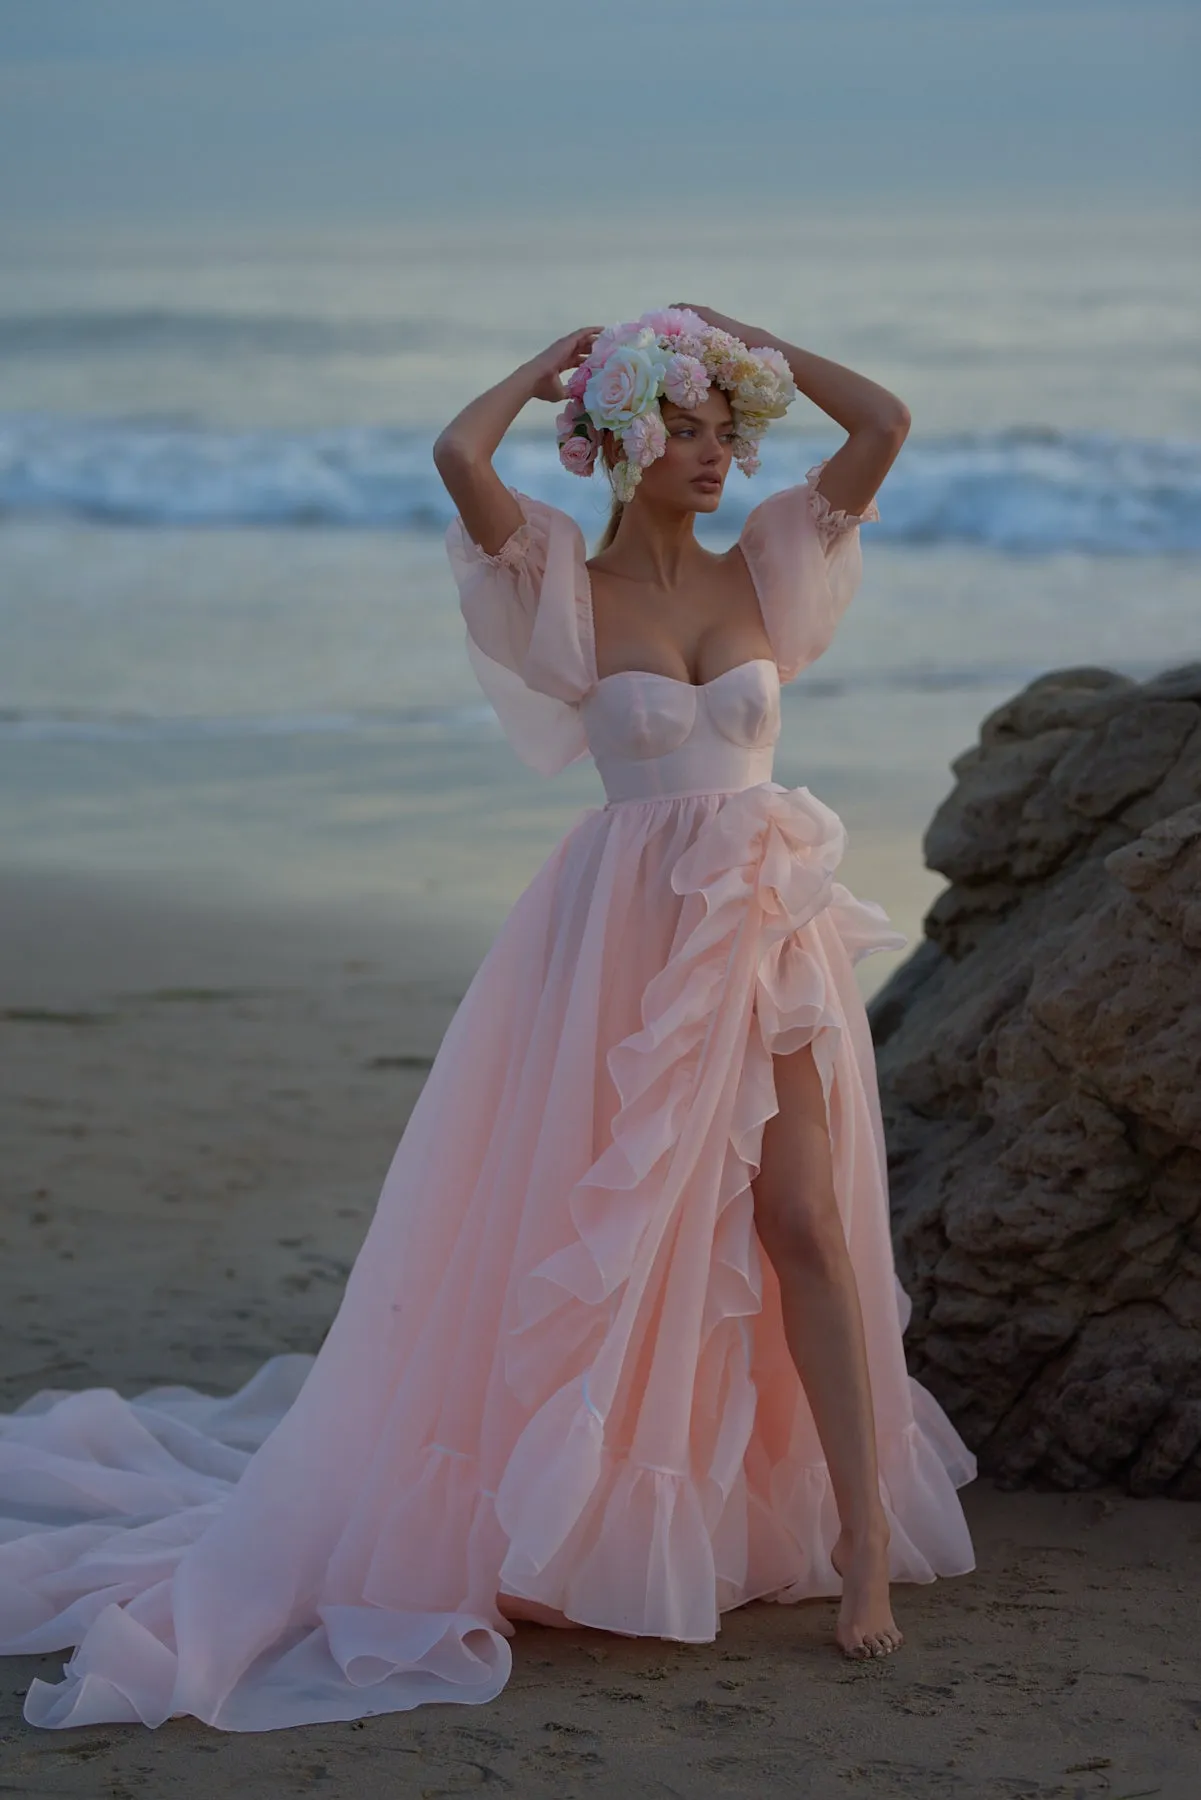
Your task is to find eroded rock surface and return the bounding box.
[868,662,1201,1495]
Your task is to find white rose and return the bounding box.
[584,343,668,430]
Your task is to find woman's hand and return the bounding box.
[669,303,767,344]
[433,325,600,557]
[522,326,603,404]
[668,302,723,329]
[670,304,909,517]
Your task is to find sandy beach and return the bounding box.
[1,867,1197,1799]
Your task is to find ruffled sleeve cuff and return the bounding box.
[805,458,881,549]
[468,515,538,574]
[738,460,880,685]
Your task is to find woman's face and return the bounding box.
[607,389,737,516]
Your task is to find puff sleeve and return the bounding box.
[738,458,881,684]
[444,488,596,776]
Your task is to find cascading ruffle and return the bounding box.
[489,782,971,1643]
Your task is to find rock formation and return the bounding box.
[867,662,1201,1495]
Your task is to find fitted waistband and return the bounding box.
[602,783,767,809]
[595,741,776,806]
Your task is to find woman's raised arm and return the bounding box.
[669,304,910,518]
[432,326,601,556]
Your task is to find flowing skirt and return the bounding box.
[0,781,976,1731]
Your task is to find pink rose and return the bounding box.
[559,433,598,476]
[566,363,591,400]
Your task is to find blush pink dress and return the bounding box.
[0,463,976,1732]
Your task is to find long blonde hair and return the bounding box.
[593,430,625,553]
[594,496,624,554]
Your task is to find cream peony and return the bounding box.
[748,345,796,393]
[610,457,641,503]
[732,406,775,437]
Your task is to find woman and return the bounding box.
[436,303,975,1663]
[0,307,975,1734]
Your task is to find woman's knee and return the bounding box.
[753,1041,844,1271]
[753,1180,846,1274]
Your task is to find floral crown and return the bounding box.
[555,306,796,503]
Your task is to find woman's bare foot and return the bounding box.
[830,1523,904,1659]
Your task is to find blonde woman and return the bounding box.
[0,307,975,1734]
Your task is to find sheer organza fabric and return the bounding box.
[0,463,975,1732]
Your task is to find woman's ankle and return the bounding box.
[836,1509,891,1551]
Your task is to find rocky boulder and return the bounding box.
[868,662,1201,1496]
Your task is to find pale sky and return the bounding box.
[0,0,1197,225]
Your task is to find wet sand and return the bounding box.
[1,867,1197,1798]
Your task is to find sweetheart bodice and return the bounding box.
[581,657,781,804]
[445,470,879,782]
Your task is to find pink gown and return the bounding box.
[0,463,976,1732]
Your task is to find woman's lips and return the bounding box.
[692,476,722,491]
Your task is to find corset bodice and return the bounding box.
[581,657,781,804]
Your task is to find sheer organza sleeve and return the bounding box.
[444,487,596,776]
[738,458,881,684]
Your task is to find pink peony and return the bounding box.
[559,433,598,476]
[590,318,645,363]
[641,306,705,339]
[662,353,710,409]
[623,409,667,469]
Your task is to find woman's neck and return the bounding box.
[598,500,707,591]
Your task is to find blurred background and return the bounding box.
[2,0,1198,992]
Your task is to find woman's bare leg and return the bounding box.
[751,1039,903,1659]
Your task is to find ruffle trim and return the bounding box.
[21,1589,510,1731]
[490,783,970,1639]
[805,458,881,549]
[11,1434,514,1729]
[497,1414,974,1642]
[470,515,536,573]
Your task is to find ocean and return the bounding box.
[2,207,1198,981]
